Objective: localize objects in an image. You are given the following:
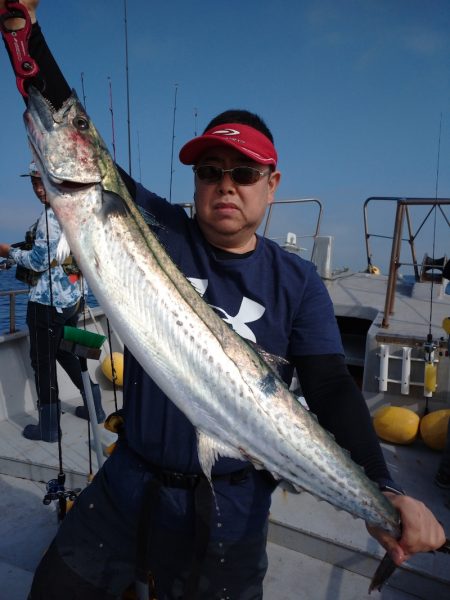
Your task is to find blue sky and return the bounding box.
[1,0,449,270]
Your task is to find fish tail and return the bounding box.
[368,552,397,594]
[369,536,450,593]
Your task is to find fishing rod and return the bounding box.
[423,113,444,414]
[194,106,198,137]
[122,8,153,597]
[80,72,87,110]
[105,74,122,415]
[137,129,142,183]
[428,112,443,324]
[169,83,179,203]
[108,76,117,162]
[123,0,132,175]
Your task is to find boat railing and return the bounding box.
[0,288,28,335]
[175,199,323,256]
[262,198,323,247]
[174,202,195,217]
[363,197,450,328]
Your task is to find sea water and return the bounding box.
[0,265,98,334]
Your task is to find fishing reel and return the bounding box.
[43,477,81,506]
[0,257,15,270]
[11,228,35,252]
[0,234,33,270]
[423,334,437,395]
[44,476,82,523]
[10,239,33,252]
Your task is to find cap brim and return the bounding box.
[179,123,278,167]
[180,136,276,166]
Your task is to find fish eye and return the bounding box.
[73,116,89,131]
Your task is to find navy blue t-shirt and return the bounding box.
[123,185,344,474]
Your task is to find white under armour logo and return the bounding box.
[187,278,265,343]
[210,297,265,342]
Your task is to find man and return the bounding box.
[0,2,445,598]
[0,162,105,441]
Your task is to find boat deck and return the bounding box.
[2,440,448,600]
[326,271,450,343]
[0,400,448,599]
[0,286,449,598]
[269,436,450,599]
[0,394,119,491]
[326,272,450,412]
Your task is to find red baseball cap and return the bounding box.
[179,123,278,167]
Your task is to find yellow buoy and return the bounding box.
[373,406,420,445]
[420,409,450,451]
[424,363,437,394]
[368,265,381,275]
[443,317,450,335]
[101,352,124,386]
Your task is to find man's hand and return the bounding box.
[0,1,39,25]
[367,493,446,565]
[0,243,11,258]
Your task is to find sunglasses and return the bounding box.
[193,164,270,186]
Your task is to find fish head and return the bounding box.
[23,87,110,193]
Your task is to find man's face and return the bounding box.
[31,175,47,204]
[193,146,280,252]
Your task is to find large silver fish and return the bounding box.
[24,86,402,590]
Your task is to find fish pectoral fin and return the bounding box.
[100,190,130,221]
[55,231,71,263]
[238,448,266,470]
[278,480,302,494]
[197,431,243,478]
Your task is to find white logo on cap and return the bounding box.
[213,128,240,136]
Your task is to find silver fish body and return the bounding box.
[24,87,400,540]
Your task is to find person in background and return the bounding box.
[0,162,105,442]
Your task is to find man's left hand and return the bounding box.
[367,493,446,565]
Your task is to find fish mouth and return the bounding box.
[28,144,96,193]
[53,179,95,192]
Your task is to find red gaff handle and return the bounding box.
[0,1,39,97]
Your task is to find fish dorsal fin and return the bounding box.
[55,231,71,264]
[197,430,243,480]
[246,340,290,373]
